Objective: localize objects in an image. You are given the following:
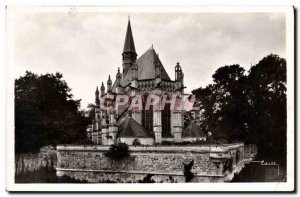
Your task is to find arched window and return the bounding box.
[142,93,153,133]
[162,94,172,137]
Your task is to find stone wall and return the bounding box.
[56,143,250,183]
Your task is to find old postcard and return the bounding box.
[6,6,294,192]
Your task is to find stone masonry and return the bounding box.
[56,143,250,183]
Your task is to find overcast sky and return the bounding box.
[13,10,286,109]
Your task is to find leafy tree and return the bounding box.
[247,54,286,156]
[86,103,96,120]
[192,65,248,142]
[192,54,287,158]
[15,71,90,153]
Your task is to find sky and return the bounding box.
[13,9,286,109]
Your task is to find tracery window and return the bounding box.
[142,93,153,133]
[162,94,172,137]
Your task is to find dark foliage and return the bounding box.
[86,103,96,120]
[192,54,286,158]
[105,143,130,160]
[15,71,91,153]
[183,160,194,182]
[139,174,155,183]
[132,138,142,146]
[15,166,88,183]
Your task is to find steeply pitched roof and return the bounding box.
[121,47,171,87]
[182,121,206,138]
[117,117,153,138]
[123,20,136,54]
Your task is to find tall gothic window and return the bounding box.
[142,93,153,133]
[162,94,172,137]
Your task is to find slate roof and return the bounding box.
[121,47,171,87]
[123,20,136,54]
[117,117,154,138]
[182,120,206,138]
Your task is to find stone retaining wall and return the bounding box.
[56,143,251,183]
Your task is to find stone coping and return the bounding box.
[56,167,225,177]
[57,143,243,153]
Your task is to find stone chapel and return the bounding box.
[87,19,206,145]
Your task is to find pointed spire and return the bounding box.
[100,82,105,90]
[116,67,122,87]
[107,75,112,84]
[116,67,121,78]
[95,86,100,106]
[123,18,136,54]
[100,82,105,96]
[107,75,112,93]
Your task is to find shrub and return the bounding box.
[139,174,155,183]
[132,138,141,146]
[183,160,194,182]
[104,143,130,160]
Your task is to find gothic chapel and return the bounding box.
[87,19,206,145]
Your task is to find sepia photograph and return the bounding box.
[5,6,294,192]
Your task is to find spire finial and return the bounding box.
[100,82,105,91]
[108,75,111,80]
[128,15,130,21]
[118,67,120,73]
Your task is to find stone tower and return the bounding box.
[122,19,137,76]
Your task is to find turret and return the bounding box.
[107,75,112,93]
[116,67,123,94]
[175,62,184,92]
[122,18,137,76]
[175,62,182,81]
[116,67,122,87]
[95,86,100,107]
[108,108,118,145]
[100,82,105,96]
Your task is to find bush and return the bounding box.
[105,143,130,160]
[132,138,141,146]
[183,160,194,182]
